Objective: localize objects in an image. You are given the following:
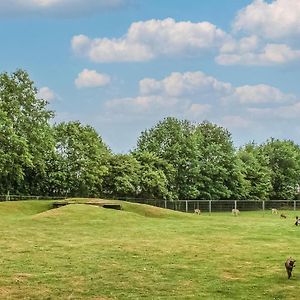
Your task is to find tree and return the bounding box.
[260,139,300,199]
[0,69,54,194]
[237,142,272,200]
[194,121,240,200]
[103,154,140,198]
[133,151,175,200]
[50,121,110,197]
[135,117,200,199]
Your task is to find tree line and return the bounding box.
[1,70,300,200]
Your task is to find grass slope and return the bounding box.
[0,199,299,299]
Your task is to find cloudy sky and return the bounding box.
[1,0,300,152]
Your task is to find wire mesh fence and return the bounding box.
[1,195,300,214]
[120,198,300,214]
[0,195,67,201]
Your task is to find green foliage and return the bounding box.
[50,121,111,197]
[260,139,300,199]
[237,142,272,200]
[136,117,200,199]
[103,154,140,197]
[133,151,175,200]
[0,70,54,194]
[194,121,238,199]
[135,118,239,200]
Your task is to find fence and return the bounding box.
[1,195,300,214]
[120,198,300,213]
[0,195,67,201]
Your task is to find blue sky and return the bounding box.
[1,0,300,153]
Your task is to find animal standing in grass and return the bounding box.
[194,209,201,215]
[232,208,240,216]
[285,257,296,279]
[271,208,278,214]
[280,213,287,219]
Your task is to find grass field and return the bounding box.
[0,199,300,299]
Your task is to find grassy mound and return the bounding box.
[49,198,188,219]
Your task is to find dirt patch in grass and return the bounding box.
[13,273,34,282]
[0,287,10,298]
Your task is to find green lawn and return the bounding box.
[0,199,299,299]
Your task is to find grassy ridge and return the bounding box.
[0,200,299,299]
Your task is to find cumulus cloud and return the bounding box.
[139,71,233,98]
[214,0,300,66]
[0,0,130,17]
[216,43,300,65]
[105,70,295,123]
[75,69,111,89]
[227,84,296,104]
[37,86,56,101]
[105,71,231,118]
[249,101,300,119]
[233,0,300,40]
[72,18,229,62]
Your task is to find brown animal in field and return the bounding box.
[280,213,287,219]
[271,208,278,214]
[285,257,296,279]
[194,209,201,215]
[232,208,240,216]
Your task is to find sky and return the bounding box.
[1,0,300,153]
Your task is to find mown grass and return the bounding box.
[0,199,300,299]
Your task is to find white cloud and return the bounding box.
[106,71,231,118]
[219,35,260,54]
[233,0,300,40]
[249,101,300,119]
[229,84,296,104]
[37,86,56,101]
[139,71,233,98]
[72,18,229,62]
[105,70,295,123]
[184,104,211,119]
[216,43,300,65]
[75,69,111,89]
[0,0,130,17]
[215,1,300,66]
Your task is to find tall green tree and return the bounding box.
[136,117,200,199]
[50,121,110,197]
[133,151,175,200]
[237,142,272,200]
[0,69,54,194]
[194,121,240,200]
[260,139,300,199]
[103,154,140,198]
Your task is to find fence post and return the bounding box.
[185,201,188,213]
[262,200,265,214]
[164,200,167,209]
[234,200,237,210]
[209,200,212,215]
[294,200,296,211]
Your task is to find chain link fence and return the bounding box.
[0,195,67,201]
[120,198,300,213]
[1,195,299,214]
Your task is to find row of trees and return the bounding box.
[1,70,300,200]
